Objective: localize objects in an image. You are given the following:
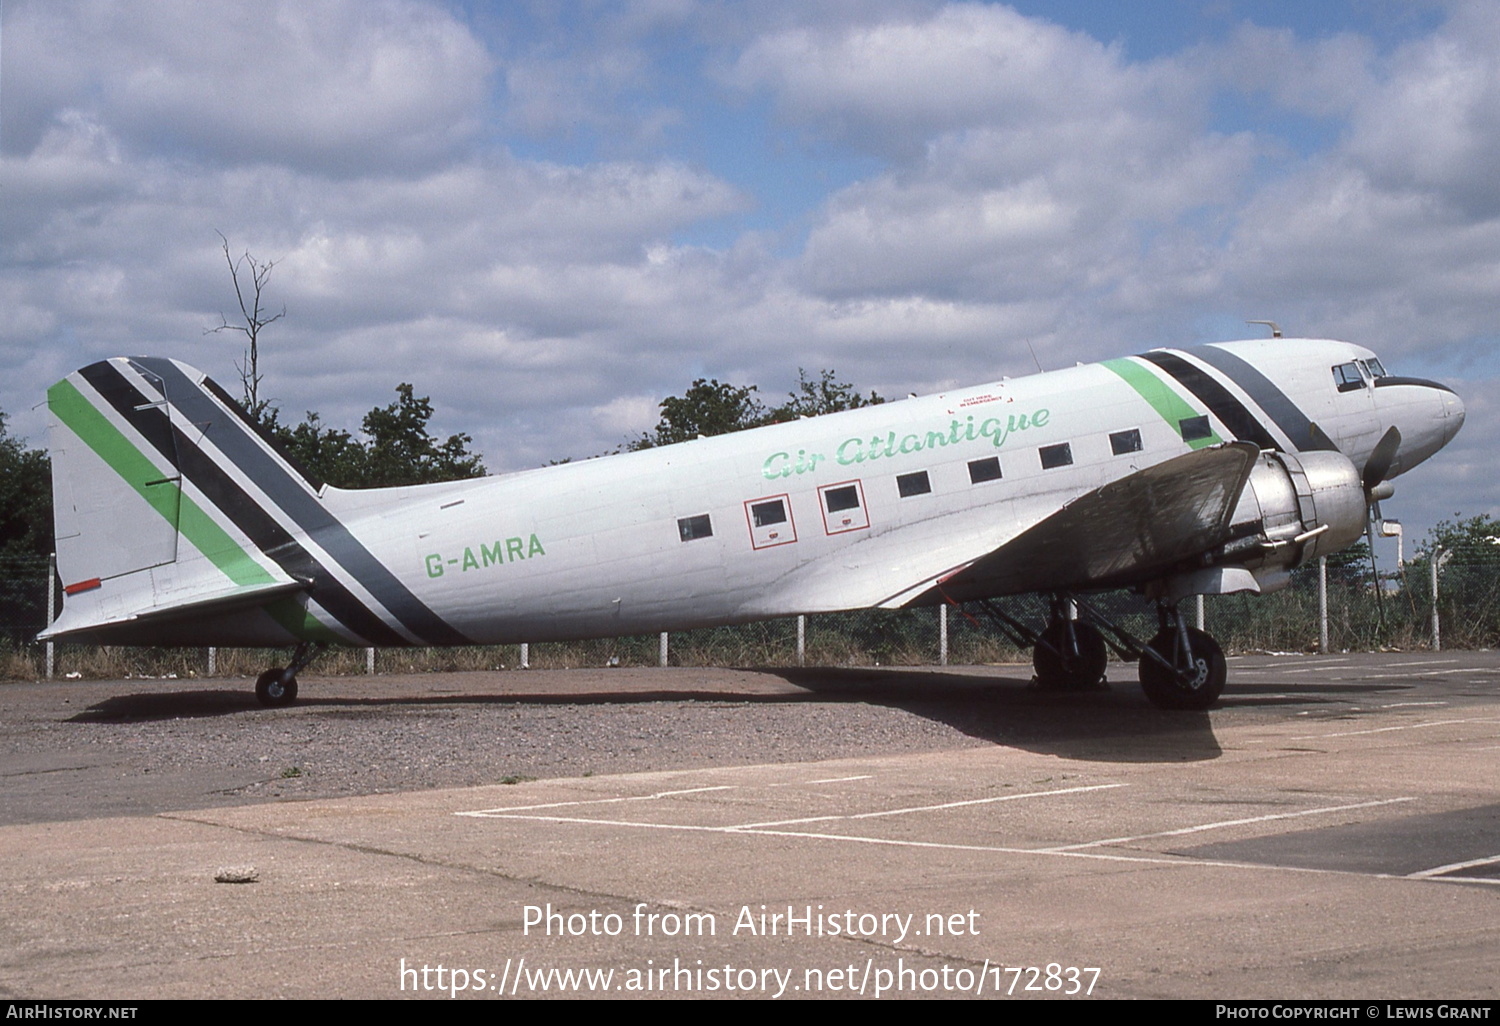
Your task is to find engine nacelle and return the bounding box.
[1222,449,1368,572]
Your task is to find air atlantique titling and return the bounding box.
[761,408,1051,481]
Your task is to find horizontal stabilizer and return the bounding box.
[38,580,307,643]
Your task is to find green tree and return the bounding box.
[1421,513,1500,562]
[0,410,52,645]
[629,369,883,450]
[270,386,485,489]
[768,368,884,421]
[361,384,486,487]
[630,379,767,450]
[0,411,51,562]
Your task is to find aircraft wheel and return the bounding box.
[255,668,298,707]
[1139,628,1224,710]
[1033,621,1108,689]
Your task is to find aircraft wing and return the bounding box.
[889,441,1261,606]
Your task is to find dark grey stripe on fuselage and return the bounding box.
[79,361,412,646]
[1138,351,1281,451]
[134,358,474,647]
[1186,345,1339,453]
[1374,375,1456,394]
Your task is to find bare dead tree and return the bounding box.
[206,230,285,414]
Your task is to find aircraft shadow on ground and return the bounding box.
[71,662,1407,764]
[67,665,1363,765]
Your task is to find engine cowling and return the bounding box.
[1221,449,1368,572]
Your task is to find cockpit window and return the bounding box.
[1333,362,1364,393]
[1366,357,1388,378]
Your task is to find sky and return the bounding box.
[1,0,1495,558]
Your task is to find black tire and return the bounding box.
[1033,621,1108,689]
[1139,627,1224,710]
[255,668,298,707]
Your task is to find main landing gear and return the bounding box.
[1032,596,1108,690]
[969,594,1226,710]
[254,641,327,708]
[1135,604,1225,710]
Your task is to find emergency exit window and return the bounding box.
[824,485,860,512]
[818,480,869,534]
[746,495,797,549]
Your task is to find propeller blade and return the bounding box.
[1363,425,1402,494]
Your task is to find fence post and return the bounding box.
[520,643,530,669]
[659,631,669,668]
[366,647,375,674]
[46,553,56,681]
[797,615,806,667]
[1431,548,1448,651]
[207,647,216,676]
[1318,556,1329,654]
[939,604,948,666]
[1195,594,1204,632]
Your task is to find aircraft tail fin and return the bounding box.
[41,357,317,644]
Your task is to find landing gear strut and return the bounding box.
[254,642,326,708]
[1031,596,1108,690]
[964,593,1226,710]
[1136,603,1225,710]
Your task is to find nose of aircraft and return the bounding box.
[1377,376,1463,477]
[1442,387,1466,447]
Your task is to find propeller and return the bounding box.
[1363,425,1401,495]
[1309,423,1404,632]
[1361,426,1402,631]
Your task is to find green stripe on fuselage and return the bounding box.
[1102,357,1223,449]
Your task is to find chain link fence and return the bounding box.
[3,555,1496,681]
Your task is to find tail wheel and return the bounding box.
[1139,627,1224,710]
[1033,621,1108,689]
[255,668,298,707]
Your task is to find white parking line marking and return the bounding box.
[1289,718,1500,740]
[1405,853,1500,879]
[727,783,1124,830]
[458,785,734,817]
[1041,798,1417,852]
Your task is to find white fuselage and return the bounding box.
[307,338,1461,646]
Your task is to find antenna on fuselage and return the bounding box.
[1247,320,1283,338]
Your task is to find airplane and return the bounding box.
[38,336,1464,710]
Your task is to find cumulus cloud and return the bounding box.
[3,0,491,173]
[0,0,1494,541]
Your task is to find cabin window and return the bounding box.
[1110,428,1143,455]
[750,499,787,527]
[678,514,713,542]
[1179,415,1211,442]
[1039,442,1073,469]
[818,480,870,534]
[968,456,1002,484]
[1333,362,1364,393]
[745,495,796,549]
[897,471,931,497]
[824,485,860,513]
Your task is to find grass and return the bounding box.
[3,562,1494,682]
